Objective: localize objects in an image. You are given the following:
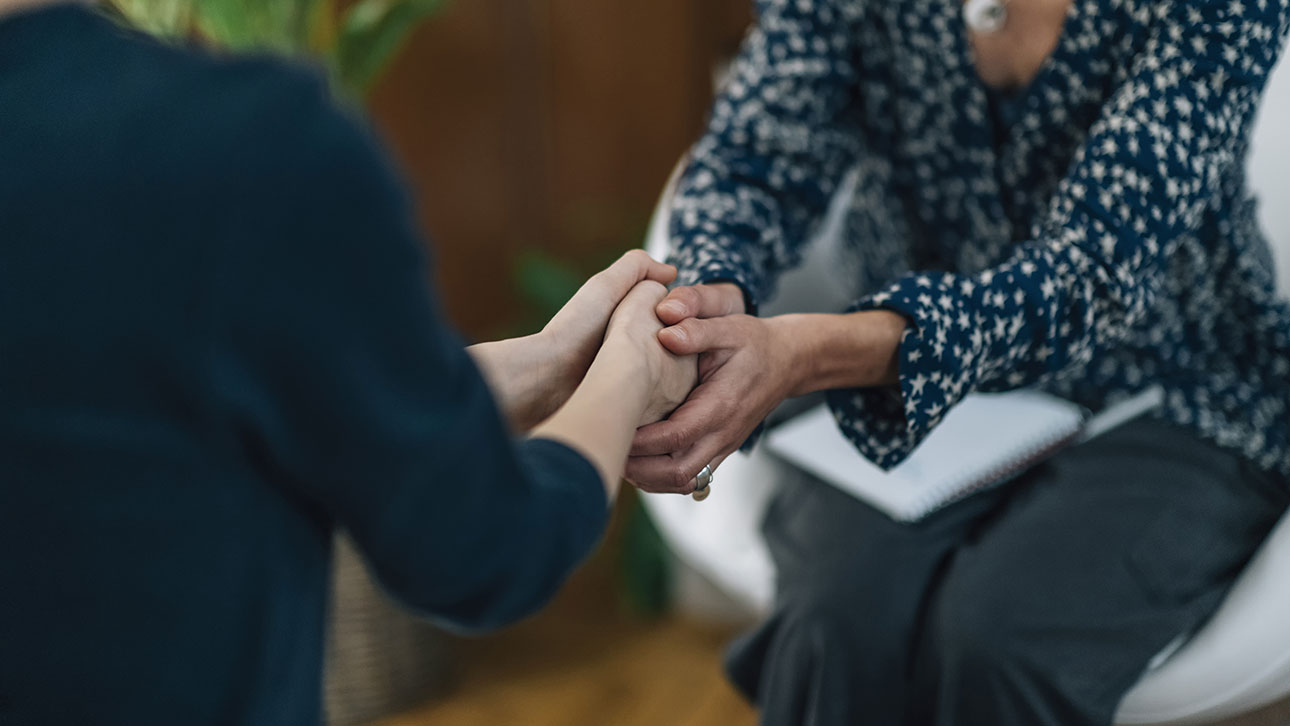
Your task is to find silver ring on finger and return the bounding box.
[692,464,714,502]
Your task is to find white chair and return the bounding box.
[641,48,1290,725]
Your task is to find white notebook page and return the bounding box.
[765,391,1087,522]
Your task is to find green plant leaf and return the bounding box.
[513,251,587,319]
[107,0,194,38]
[190,0,316,53]
[104,0,443,99]
[619,495,673,618]
[336,0,447,95]
[306,0,339,54]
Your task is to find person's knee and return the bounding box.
[925,566,1032,680]
[918,570,1107,725]
[775,604,854,660]
[733,599,911,723]
[776,571,918,666]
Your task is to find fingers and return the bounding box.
[625,434,728,494]
[642,257,679,285]
[708,452,731,475]
[556,252,670,333]
[655,283,744,325]
[619,279,669,311]
[602,250,676,295]
[631,395,711,456]
[657,316,740,356]
[602,280,670,345]
[579,251,674,319]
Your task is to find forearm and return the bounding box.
[772,310,907,396]
[468,333,564,432]
[531,344,651,503]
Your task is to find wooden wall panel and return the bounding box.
[367,0,751,338]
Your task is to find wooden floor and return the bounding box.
[378,598,1290,726]
[368,498,1290,726]
[378,612,756,726]
[374,504,758,726]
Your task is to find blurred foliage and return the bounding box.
[618,492,674,617]
[105,0,447,98]
[510,251,593,336]
[507,206,654,336]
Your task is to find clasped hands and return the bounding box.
[518,250,802,496]
[476,250,905,497]
[599,256,907,496]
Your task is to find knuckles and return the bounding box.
[668,467,695,493]
[622,248,652,266]
[668,318,705,349]
[640,422,697,454]
[635,280,668,298]
[623,459,698,494]
[671,286,700,306]
[665,424,698,451]
[676,317,703,335]
[661,286,700,317]
[603,249,656,288]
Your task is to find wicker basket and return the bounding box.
[324,534,454,726]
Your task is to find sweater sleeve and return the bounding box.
[828,0,1290,468]
[667,0,864,311]
[209,69,607,632]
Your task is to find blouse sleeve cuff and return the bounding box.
[825,273,983,469]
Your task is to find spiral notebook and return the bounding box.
[764,389,1159,522]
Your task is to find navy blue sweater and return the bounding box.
[0,6,607,724]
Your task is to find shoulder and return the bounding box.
[184,58,397,200]
[90,23,403,209]
[207,61,400,205]
[80,26,424,277]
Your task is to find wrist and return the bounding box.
[761,315,815,399]
[589,331,652,384]
[537,328,597,413]
[581,342,654,422]
[858,310,907,386]
[532,353,645,503]
[771,310,906,396]
[471,332,574,431]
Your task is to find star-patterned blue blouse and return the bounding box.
[668,0,1290,480]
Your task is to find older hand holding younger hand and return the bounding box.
[599,281,699,428]
[626,282,905,495]
[625,302,797,494]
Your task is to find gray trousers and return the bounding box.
[726,419,1290,726]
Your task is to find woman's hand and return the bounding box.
[470,250,676,431]
[542,250,679,391]
[599,281,699,427]
[531,280,696,502]
[654,282,747,324]
[625,309,906,494]
[625,314,798,493]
